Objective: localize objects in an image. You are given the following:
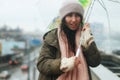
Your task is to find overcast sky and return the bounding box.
[0,0,120,33]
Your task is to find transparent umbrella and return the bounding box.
[37,0,120,53]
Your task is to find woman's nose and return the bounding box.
[71,16,76,22]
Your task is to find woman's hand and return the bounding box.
[60,56,80,72]
[82,23,90,31]
[81,23,94,48]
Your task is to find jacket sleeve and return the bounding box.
[37,42,62,75]
[82,42,101,67]
[37,30,62,76]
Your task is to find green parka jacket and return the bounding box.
[37,28,101,80]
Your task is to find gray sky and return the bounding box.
[0,0,120,33]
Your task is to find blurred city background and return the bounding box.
[0,0,120,80]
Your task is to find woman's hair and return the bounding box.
[60,13,83,53]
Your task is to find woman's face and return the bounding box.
[65,13,82,30]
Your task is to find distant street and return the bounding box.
[8,61,39,80]
[1,48,40,80]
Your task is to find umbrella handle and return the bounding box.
[76,48,81,57]
[75,48,80,57]
[75,31,84,57]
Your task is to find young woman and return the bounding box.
[37,1,101,80]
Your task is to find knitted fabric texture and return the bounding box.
[59,1,84,20]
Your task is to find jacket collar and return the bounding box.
[44,28,59,49]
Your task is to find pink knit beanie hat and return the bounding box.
[59,1,84,20]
